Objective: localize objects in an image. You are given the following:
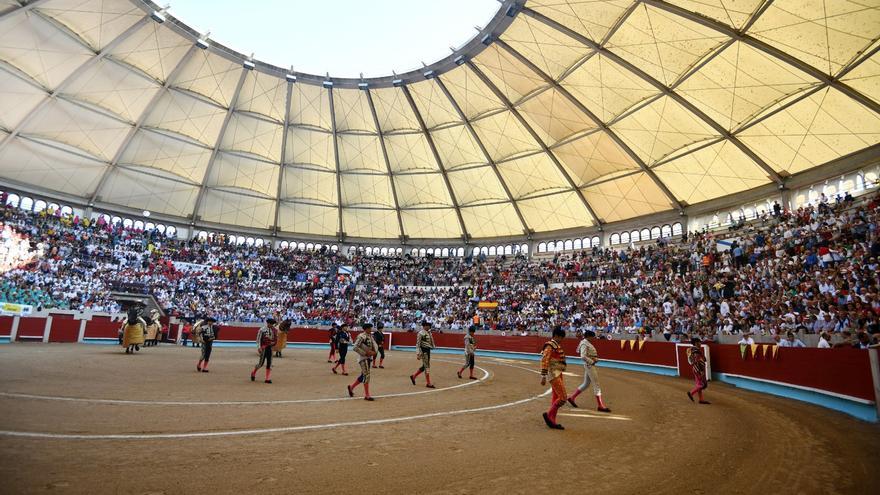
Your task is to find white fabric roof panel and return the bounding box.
[37,0,144,52]
[0,0,877,241]
[429,124,485,170]
[108,20,192,83]
[117,128,211,182]
[285,127,334,170]
[99,166,198,217]
[0,135,106,196]
[20,97,132,161]
[400,208,462,239]
[143,89,227,146]
[0,11,94,90]
[198,189,275,229]
[342,207,400,238]
[62,59,161,123]
[393,172,453,208]
[277,201,338,236]
[447,165,509,206]
[281,167,337,206]
[206,152,279,198]
[219,113,283,162]
[0,68,46,130]
[340,173,394,208]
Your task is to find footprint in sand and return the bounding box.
[45,481,71,490]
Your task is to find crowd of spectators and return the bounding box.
[1,189,878,346]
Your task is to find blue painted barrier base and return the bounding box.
[714,372,877,422]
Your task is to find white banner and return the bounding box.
[1,302,33,316]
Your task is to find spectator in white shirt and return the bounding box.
[817,332,832,348]
[780,331,805,348]
[738,334,755,346]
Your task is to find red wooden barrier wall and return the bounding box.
[16,317,45,340]
[706,344,875,402]
[47,314,79,343]
[84,316,120,339]
[0,315,13,335]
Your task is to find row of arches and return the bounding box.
[609,222,683,246]
[537,236,602,253]
[96,213,177,238]
[469,244,528,257]
[4,193,71,218]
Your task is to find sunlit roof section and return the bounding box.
[0,0,878,242]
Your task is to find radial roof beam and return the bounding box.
[90,43,200,204]
[0,0,49,21]
[432,76,530,235]
[364,88,406,241]
[0,14,152,156]
[190,66,250,222]
[639,0,880,116]
[465,60,606,224]
[520,7,785,187]
[400,84,469,241]
[327,85,345,239]
[272,80,294,235]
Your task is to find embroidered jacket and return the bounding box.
[577,338,598,366]
[416,329,435,352]
[464,334,477,355]
[352,332,377,363]
[540,339,566,378]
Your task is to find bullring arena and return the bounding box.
[3,0,880,493]
[1,325,879,494]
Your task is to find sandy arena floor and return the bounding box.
[0,344,878,494]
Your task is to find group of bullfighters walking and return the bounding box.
[121,308,711,429]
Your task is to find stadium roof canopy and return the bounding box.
[0,0,879,243]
